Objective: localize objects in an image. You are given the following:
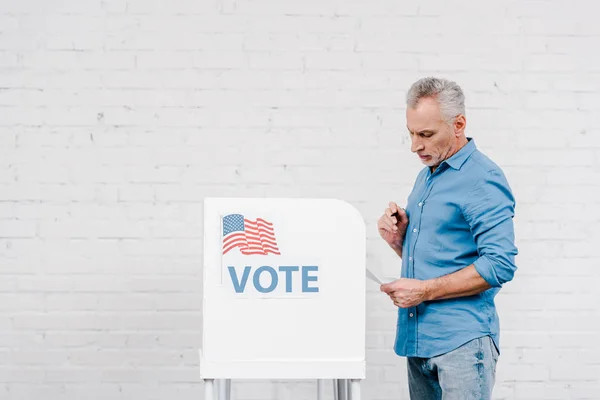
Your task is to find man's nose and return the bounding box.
[411,136,423,153]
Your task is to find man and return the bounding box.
[378,77,518,400]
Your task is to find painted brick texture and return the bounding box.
[1,0,599,399]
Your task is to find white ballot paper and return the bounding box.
[366,267,397,285]
[366,267,384,284]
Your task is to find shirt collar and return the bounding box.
[444,137,477,170]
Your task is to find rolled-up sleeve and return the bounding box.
[463,169,518,288]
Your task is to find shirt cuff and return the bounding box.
[473,256,502,288]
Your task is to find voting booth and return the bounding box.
[200,197,366,399]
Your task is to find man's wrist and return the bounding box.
[422,278,439,301]
[390,242,403,257]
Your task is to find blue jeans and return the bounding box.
[407,335,498,400]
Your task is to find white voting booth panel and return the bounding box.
[200,197,366,383]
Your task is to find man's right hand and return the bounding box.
[377,202,409,254]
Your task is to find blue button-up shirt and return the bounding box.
[395,137,518,358]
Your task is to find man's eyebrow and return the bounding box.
[407,128,436,134]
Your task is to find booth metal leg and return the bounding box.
[333,379,338,400]
[225,379,231,400]
[337,379,348,400]
[204,379,215,400]
[345,379,350,400]
[218,379,226,400]
[349,379,360,400]
[317,379,325,400]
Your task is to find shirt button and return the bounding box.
[409,313,414,317]
[418,202,422,207]
[409,257,413,261]
[413,228,417,232]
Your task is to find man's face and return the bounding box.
[406,97,458,168]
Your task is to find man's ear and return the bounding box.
[454,114,466,136]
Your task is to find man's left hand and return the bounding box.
[380,278,430,308]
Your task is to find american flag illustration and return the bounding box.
[222,214,281,255]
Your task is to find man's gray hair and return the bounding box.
[406,77,465,124]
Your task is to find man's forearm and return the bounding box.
[424,264,491,301]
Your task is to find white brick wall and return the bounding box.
[1,0,599,399]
